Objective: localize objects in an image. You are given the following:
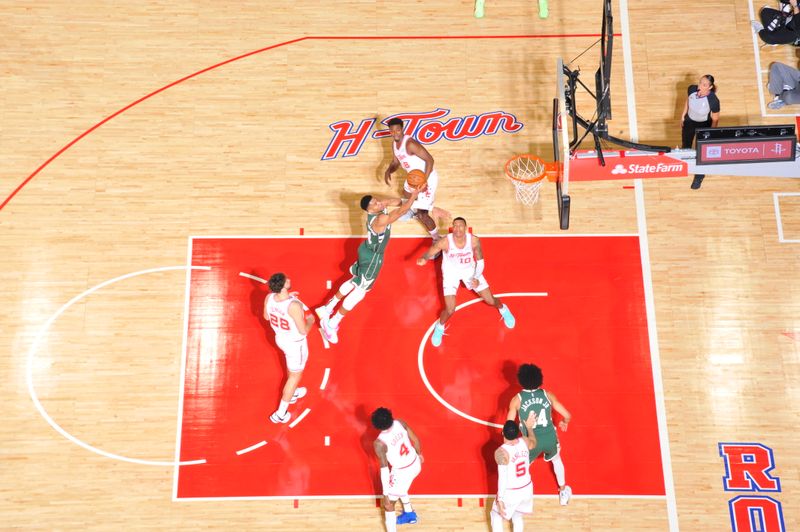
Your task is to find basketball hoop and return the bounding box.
[504,154,559,206]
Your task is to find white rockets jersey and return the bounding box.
[392,135,427,173]
[442,233,475,274]
[499,438,532,491]
[377,420,418,469]
[265,293,305,342]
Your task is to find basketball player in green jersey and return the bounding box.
[316,188,419,344]
[506,363,573,505]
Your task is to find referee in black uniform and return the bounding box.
[681,75,720,189]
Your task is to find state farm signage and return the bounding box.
[569,152,688,181]
[697,139,796,165]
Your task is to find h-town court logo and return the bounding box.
[321,108,524,160]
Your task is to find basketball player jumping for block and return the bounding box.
[416,217,515,347]
[264,273,315,424]
[507,363,573,505]
[384,117,446,240]
[371,407,423,531]
[316,188,419,344]
[492,421,536,532]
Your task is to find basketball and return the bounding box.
[406,169,427,189]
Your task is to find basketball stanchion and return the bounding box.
[504,154,560,206]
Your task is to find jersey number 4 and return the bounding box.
[533,409,549,428]
[399,443,410,456]
[269,313,290,330]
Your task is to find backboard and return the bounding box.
[555,57,571,229]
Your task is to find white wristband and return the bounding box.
[474,259,485,278]
[380,467,391,494]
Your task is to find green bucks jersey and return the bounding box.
[364,210,391,254]
[517,388,555,437]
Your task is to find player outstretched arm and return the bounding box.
[398,419,423,462]
[506,394,521,422]
[548,391,572,431]
[416,237,449,265]
[373,439,391,494]
[521,429,537,450]
[287,300,313,336]
[375,188,420,231]
[384,155,401,185]
[406,138,435,178]
[494,446,509,514]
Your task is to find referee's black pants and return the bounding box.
[682,117,711,180]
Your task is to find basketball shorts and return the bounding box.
[403,169,438,211]
[277,336,309,372]
[492,483,534,519]
[527,429,560,462]
[349,247,384,290]
[385,456,422,500]
[442,269,489,297]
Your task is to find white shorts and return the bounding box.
[276,336,308,372]
[492,483,534,520]
[442,270,489,297]
[403,169,438,211]
[386,456,422,500]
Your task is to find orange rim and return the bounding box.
[504,154,560,184]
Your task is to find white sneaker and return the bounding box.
[559,485,572,506]
[269,410,291,424]
[290,387,307,404]
[320,316,339,344]
[315,306,329,321]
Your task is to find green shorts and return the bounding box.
[523,426,559,462]
[349,245,384,290]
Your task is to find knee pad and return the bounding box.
[338,279,355,297]
[341,286,367,311]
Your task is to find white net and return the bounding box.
[506,156,546,206]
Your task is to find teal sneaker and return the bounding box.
[500,306,515,329]
[474,0,485,18]
[431,323,445,347]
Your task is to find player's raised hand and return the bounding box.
[416,257,427,266]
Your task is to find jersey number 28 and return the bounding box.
[269,313,290,330]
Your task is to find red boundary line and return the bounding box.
[1,32,615,211]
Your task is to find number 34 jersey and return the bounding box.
[377,420,418,469]
[517,388,556,438]
[265,293,305,342]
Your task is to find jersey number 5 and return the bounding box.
[515,461,527,478]
[269,313,290,330]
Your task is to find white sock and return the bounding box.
[384,510,397,532]
[277,400,289,416]
[399,496,413,512]
[329,311,343,328]
[490,510,505,532]
[323,296,340,314]
[511,511,524,531]
[428,228,439,239]
[551,455,566,487]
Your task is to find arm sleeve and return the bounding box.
[380,467,391,494]
[473,259,485,278]
[497,464,508,500]
[709,93,721,113]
